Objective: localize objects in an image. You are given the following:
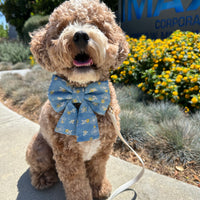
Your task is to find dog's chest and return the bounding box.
[79,139,101,161]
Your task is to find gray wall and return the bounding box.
[119,0,200,38]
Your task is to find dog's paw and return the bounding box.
[92,179,112,199]
[31,168,59,190]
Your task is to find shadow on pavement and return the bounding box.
[17,169,137,200]
[17,169,65,200]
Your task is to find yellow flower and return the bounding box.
[157,79,162,83]
[128,70,132,75]
[178,55,183,59]
[189,87,194,92]
[120,71,126,76]
[131,66,135,70]
[164,74,169,79]
[129,57,135,62]
[155,89,159,94]
[161,89,165,94]
[172,51,176,55]
[111,75,118,80]
[141,86,146,91]
[194,85,199,91]
[171,98,176,103]
[176,77,181,83]
[172,91,178,96]
[191,77,198,83]
[185,94,190,99]
[159,95,164,100]
[182,68,188,73]
[138,83,143,88]
[123,61,130,65]
[184,107,190,113]
[191,97,198,104]
[191,64,195,69]
[162,82,167,86]
[176,67,182,72]
[180,51,185,55]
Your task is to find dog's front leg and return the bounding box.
[85,148,113,199]
[52,137,93,200]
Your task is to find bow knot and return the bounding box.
[48,75,110,142]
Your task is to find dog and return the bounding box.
[26,0,129,199]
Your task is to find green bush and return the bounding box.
[0,41,30,64]
[0,23,8,38]
[110,30,200,112]
[22,15,49,43]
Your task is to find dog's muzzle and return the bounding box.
[73,31,89,49]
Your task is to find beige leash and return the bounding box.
[107,106,145,200]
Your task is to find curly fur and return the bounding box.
[26,0,129,199]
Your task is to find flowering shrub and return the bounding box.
[29,55,36,66]
[110,30,200,112]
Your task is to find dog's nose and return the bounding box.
[73,31,89,49]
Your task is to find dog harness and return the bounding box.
[48,75,110,142]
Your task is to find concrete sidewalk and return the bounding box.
[0,102,199,200]
[0,69,31,79]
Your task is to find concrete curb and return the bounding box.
[0,102,199,200]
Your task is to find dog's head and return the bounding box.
[30,0,129,85]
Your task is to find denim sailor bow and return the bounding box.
[48,75,110,142]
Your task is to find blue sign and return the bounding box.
[119,0,200,38]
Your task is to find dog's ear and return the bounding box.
[116,33,129,67]
[30,27,55,72]
[109,27,129,70]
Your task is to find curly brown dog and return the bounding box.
[26,0,129,199]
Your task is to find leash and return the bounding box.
[107,106,145,200]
